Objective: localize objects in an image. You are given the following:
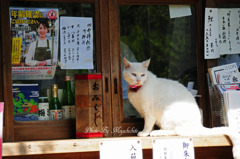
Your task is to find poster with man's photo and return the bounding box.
[10,7,59,80]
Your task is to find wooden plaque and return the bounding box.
[75,74,103,138]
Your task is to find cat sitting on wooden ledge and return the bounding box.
[123,57,240,159]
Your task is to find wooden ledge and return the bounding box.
[2,135,232,156]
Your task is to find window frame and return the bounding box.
[0,0,112,142]
[0,0,208,141]
[108,0,207,137]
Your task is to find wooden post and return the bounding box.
[75,74,103,138]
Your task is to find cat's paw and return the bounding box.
[137,131,150,137]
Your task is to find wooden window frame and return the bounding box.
[108,0,209,137]
[0,0,211,142]
[0,0,113,142]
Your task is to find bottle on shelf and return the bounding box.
[49,84,63,120]
[38,97,49,120]
[62,76,76,119]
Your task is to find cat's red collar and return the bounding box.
[129,85,142,92]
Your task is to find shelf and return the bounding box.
[2,135,232,157]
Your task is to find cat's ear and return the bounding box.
[123,57,131,69]
[143,58,151,68]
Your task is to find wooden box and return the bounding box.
[75,74,103,138]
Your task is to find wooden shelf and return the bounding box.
[2,135,232,157]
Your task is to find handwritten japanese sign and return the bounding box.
[205,8,240,59]
[60,17,93,69]
[89,81,102,128]
[152,138,194,159]
[99,140,142,159]
[204,8,219,59]
[219,9,240,54]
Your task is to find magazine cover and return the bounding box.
[10,7,59,80]
[13,84,39,121]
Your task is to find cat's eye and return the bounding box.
[132,73,136,76]
[141,74,145,77]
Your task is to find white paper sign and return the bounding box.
[218,71,240,84]
[204,8,219,59]
[218,71,233,84]
[169,5,192,19]
[210,63,238,85]
[219,9,240,54]
[99,139,142,159]
[60,17,94,69]
[152,138,194,159]
[204,8,240,59]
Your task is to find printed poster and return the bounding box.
[10,7,59,80]
[12,84,39,121]
[60,17,94,69]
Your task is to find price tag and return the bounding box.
[99,139,142,159]
[152,138,194,159]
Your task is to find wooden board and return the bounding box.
[2,135,232,156]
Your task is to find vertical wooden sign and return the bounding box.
[75,74,103,138]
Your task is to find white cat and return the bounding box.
[123,57,240,159]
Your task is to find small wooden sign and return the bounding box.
[75,74,103,138]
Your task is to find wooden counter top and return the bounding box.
[2,135,232,156]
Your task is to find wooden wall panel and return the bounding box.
[14,121,75,141]
[1,0,14,142]
[2,147,233,159]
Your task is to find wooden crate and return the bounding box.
[75,74,103,138]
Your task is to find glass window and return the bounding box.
[120,5,197,118]
[10,1,96,121]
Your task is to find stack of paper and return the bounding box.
[208,63,240,129]
[223,91,240,132]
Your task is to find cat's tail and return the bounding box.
[191,126,240,159]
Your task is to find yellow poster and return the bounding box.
[11,37,22,65]
[10,7,59,80]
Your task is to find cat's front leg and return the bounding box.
[138,114,155,137]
